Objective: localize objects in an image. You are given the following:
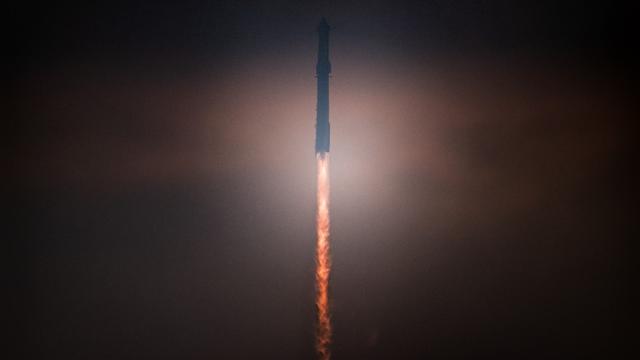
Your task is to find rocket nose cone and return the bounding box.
[318,17,330,30]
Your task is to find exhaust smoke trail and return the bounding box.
[315,153,331,360]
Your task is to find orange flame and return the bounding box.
[315,153,332,360]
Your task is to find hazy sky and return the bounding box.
[12,1,634,359]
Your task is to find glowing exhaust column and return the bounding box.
[315,154,331,360]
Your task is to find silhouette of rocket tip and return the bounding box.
[319,17,329,29]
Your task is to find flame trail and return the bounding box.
[315,153,331,360]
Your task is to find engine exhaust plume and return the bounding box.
[315,153,331,360]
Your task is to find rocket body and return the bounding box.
[315,18,331,154]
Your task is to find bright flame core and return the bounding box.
[315,153,331,360]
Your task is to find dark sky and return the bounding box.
[11,1,635,359]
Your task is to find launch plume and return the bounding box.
[315,153,331,360]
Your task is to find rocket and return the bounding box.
[315,18,331,154]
